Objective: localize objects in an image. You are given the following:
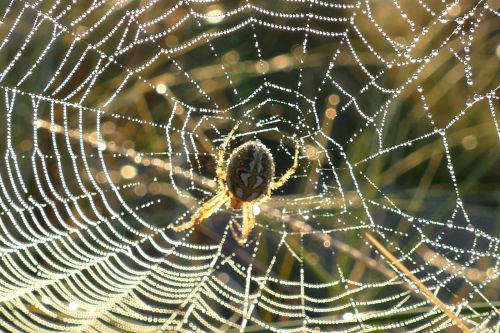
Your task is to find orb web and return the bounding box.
[0,0,498,332]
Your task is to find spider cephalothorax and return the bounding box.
[172,123,298,245]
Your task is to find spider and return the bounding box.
[172,123,299,245]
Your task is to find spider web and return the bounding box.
[0,0,498,332]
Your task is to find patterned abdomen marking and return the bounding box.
[226,140,275,204]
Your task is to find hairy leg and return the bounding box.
[172,192,229,232]
[271,141,299,190]
[237,203,256,246]
[230,218,242,242]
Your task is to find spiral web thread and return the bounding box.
[0,0,498,332]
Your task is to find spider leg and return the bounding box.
[271,140,299,190]
[230,217,245,244]
[230,218,241,242]
[237,203,256,246]
[172,192,229,232]
[216,122,241,189]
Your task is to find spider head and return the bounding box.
[226,140,275,208]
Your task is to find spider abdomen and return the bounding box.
[226,141,275,207]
